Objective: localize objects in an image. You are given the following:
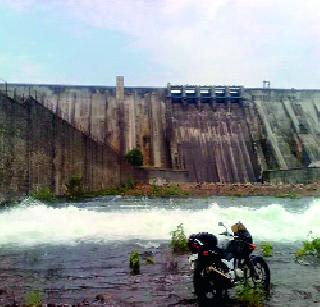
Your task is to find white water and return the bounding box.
[0,197,319,246]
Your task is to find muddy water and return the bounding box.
[0,196,319,306]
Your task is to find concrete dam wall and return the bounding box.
[1,77,320,189]
[0,93,134,202]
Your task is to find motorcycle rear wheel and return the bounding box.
[193,261,225,301]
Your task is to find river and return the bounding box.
[0,196,319,306]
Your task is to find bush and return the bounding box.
[235,282,264,306]
[170,223,188,253]
[129,250,140,275]
[24,290,43,306]
[119,178,136,193]
[66,175,83,198]
[261,242,273,257]
[125,148,143,167]
[295,236,320,259]
[31,186,55,202]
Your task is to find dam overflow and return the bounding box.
[1,77,320,199]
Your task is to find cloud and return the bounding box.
[3,0,320,87]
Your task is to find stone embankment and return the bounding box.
[127,183,320,197]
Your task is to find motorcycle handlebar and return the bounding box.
[219,231,234,237]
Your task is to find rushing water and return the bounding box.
[0,196,319,305]
[0,196,319,246]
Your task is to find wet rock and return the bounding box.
[95,293,113,304]
[81,298,90,305]
[293,289,312,299]
[0,289,7,295]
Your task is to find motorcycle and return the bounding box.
[188,222,270,301]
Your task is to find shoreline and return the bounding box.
[125,182,320,198]
[1,183,320,206]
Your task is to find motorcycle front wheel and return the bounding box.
[246,256,271,292]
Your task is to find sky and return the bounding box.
[0,0,320,88]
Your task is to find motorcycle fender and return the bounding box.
[249,255,264,264]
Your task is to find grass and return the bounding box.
[260,242,273,257]
[24,290,43,306]
[24,179,190,203]
[82,179,137,198]
[295,236,320,259]
[129,250,140,275]
[150,183,188,197]
[275,191,299,199]
[170,223,189,253]
[235,282,265,307]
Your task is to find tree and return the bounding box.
[125,148,143,166]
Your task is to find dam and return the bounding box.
[1,77,320,200]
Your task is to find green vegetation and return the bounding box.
[275,191,299,199]
[82,179,136,198]
[144,256,155,265]
[129,250,140,275]
[235,282,264,307]
[295,236,320,259]
[31,186,56,202]
[261,242,273,257]
[151,183,188,197]
[66,175,83,198]
[170,223,189,253]
[24,290,43,307]
[125,148,144,167]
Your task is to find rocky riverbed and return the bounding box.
[0,242,319,306]
[0,196,319,306]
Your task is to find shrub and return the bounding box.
[235,282,264,306]
[261,242,273,257]
[170,223,188,253]
[119,178,136,193]
[125,148,143,167]
[24,290,43,306]
[295,236,320,259]
[31,186,55,202]
[66,175,83,198]
[129,250,140,275]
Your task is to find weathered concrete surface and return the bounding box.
[0,94,134,201]
[2,80,320,185]
[251,89,320,171]
[167,102,260,182]
[134,167,189,184]
[263,167,320,184]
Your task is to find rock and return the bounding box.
[95,293,113,302]
[81,299,90,305]
[0,289,6,295]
